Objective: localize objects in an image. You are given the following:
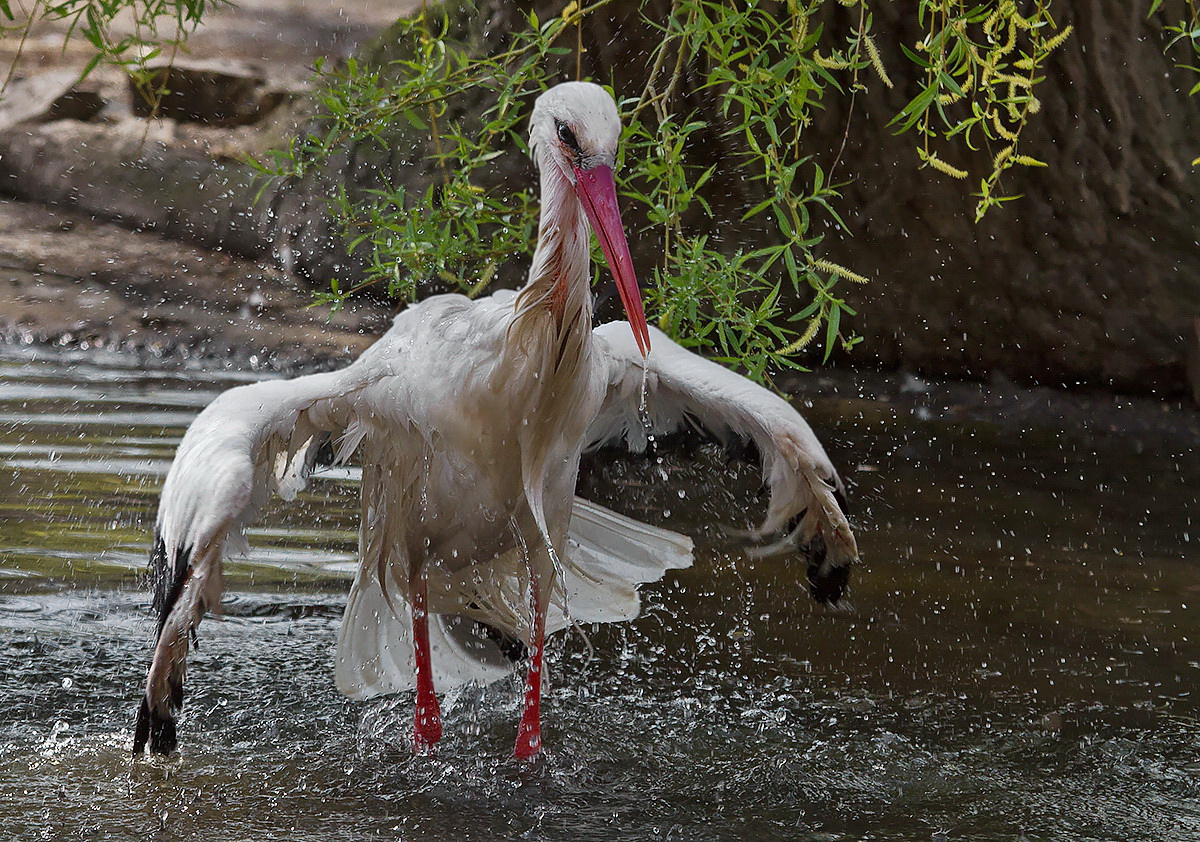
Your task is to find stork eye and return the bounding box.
[556,121,580,151]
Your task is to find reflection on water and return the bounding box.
[1,345,1197,841]
[0,347,359,588]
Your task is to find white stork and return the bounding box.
[132,81,858,759]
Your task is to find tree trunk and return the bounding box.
[814,0,1200,394]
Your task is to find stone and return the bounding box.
[128,58,281,126]
[0,70,106,130]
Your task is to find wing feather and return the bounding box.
[134,368,366,754]
[589,323,858,603]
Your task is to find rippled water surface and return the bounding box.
[1,345,1198,841]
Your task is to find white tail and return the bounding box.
[334,497,693,699]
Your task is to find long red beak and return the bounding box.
[574,164,651,357]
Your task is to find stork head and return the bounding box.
[530,82,650,356]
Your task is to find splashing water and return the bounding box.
[637,351,651,433]
[1,346,1198,841]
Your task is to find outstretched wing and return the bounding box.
[588,323,859,603]
[133,368,368,754]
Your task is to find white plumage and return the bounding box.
[133,82,858,759]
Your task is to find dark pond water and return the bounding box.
[1,345,1198,841]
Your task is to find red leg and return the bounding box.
[410,569,442,753]
[514,568,546,759]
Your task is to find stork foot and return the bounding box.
[412,694,443,754]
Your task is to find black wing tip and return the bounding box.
[807,558,852,605]
[133,696,178,756]
[148,532,168,610]
[786,488,855,606]
[794,529,853,606]
[150,535,193,633]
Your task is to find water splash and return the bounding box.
[1,347,1198,840]
[637,351,651,433]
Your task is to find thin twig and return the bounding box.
[1,0,39,95]
[659,4,693,107]
[631,0,681,124]
[419,0,451,187]
[828,1,867,183]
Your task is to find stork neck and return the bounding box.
[516,163,593,331]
